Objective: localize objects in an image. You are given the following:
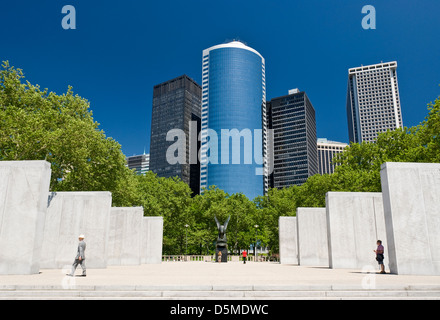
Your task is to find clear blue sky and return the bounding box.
[1,0,439,156]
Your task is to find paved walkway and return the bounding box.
[1,261,440,288]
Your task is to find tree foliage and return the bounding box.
[0,61,130,202]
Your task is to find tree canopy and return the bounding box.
[0,61,129,201]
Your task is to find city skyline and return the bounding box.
[1,1,439,157]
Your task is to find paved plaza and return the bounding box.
[1,262,440,299]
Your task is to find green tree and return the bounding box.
[0,61,132,205]
[135,171,193,255]
[225,193,258,254]
[186,186,230,255]
[413,96,440,162]
[254,187,298,253]
[185,187,261,256]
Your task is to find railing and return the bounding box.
[162,255,211,262]
[162,255,279,262]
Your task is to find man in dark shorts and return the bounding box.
[374,240,386,274]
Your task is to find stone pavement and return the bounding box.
[1,262,440,299]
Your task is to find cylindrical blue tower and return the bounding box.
[200,41,266,200]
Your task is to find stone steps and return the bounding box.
[1,285,439,300]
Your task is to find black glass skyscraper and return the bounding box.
[149,75,202,195]
[267,89,318,188]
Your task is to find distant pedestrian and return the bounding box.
[67,234,86,277]
[217,251,222,263]
[374,240,386,274]
[242,250,247,264]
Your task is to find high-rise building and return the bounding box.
[126,153,150,175]
[267,89,318,188]
[200,41,267,200]
[346,61,403,143]
[149,75,201,195]
[317,139,348,175]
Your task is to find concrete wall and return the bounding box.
[297,207,328,267]
[278,217,298,265]
[141,216,163,264]
[41,191,112,269]
[107,207,143,266]
[0,161,52,275]
[381,162,440,275]
[326,192,388,269]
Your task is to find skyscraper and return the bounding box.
[346,61,403,143]
[317,139,348,175]
[149,75,201,195]
[200,41,267,200]
[126,153,150,175]
[267,89,318,188]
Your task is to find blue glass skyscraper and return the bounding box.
[200,41,267,200]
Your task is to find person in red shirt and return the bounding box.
[242,250,247,264]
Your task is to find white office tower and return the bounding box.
[126,153,150,175]
[317,138,348,175]
[346,61,403,143]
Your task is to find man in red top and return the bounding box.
[242,250,247,264]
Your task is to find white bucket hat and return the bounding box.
[78,234,85,239]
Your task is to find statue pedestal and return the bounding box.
[215,247,228,263]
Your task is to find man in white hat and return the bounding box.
[67,234,86,277]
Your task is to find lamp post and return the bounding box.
[184,224,189,259]
[254,224,259,262]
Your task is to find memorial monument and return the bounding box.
[381,162,440,275]
[0,161,52,275]
[41,191,112,269]
[141,216,164,264]
[297,208,328,267]
[107,207,143,266]
[278,216,298,265]
[326,192,387,269]
[214,215,230,263]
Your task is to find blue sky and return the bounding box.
[1,0,439,156]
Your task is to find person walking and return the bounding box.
[217,251,222,263]
[67,234,86,277]
[374,240,386,274]
[242,250,247,264]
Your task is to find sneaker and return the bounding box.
[66,274,73,277]
[380,271,386,274]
